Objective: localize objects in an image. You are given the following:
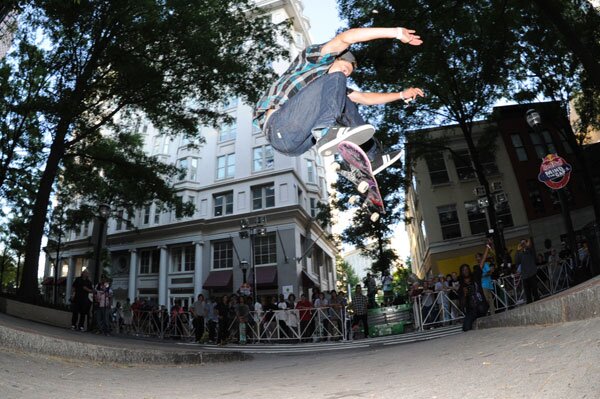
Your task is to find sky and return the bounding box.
[301,0,412,266]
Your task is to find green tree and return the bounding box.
[336,256,360,291]
[3,0,285,300]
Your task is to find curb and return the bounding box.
[0,323,251,365]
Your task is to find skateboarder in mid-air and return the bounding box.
[254,26,425,174]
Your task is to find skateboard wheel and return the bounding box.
[330,162,341,172]
[370,212,380,222]
[358,181,369,193]
[349,195,360,205]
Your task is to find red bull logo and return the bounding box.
[538,154,572,190]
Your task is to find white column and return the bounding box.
[128,249,138,301]
[158,245,168,307]
[65,256,76,301]
[193,241,204,298]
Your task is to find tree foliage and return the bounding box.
[335,256,360,291]
[1,0,285,300]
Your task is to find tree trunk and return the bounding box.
[18,132,66,301]
[528,0,600,90]
[459,121,505,263]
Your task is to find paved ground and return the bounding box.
[1,317,599,399]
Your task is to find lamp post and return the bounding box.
[526,109,577,263]
[239,216,267,305]
[240,260,249,284]
[93,204,111,284]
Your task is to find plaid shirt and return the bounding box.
[253,43,340,129]
[351,293,368,316]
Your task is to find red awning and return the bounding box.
[42,277,54,286]
[203,270,233,289]
[250,266,278,287]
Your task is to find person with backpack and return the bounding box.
[459,264,488,332]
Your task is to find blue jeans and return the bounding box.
[96,306,111,333]
[265,72,370,156]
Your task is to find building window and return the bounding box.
[310,198,317,217]
[495,201,514,228]
[307,159,316,183]
[437,204,461,240]
[254,233,277,266]
[425,153,450,185]
[140,249,160,274]
[530,131,556,159]
[116,210,124,231]
[253,145,274,172]
[526,180,545,213]
[510,134,528,161]
[464,201,488,235]
[152,137,160,154]
[143,205,151,225]
[478,149,499,176]
[213,241,233,269]
[177,158,188,181]
[213,192,233,216]
[218,122,236,142]
[216,153,235,180]
[453,149,476,181]
[162,138,170,154]
[154,202,161,224]
[559,129,573,153]
[252,184,275,210]
[188,196,196,207]
[190,158,198,181]
[172,246,195,272]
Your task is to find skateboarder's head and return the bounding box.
[329,50,357,77]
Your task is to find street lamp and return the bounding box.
[239,216,268,305]
[525,109,577,262]
[240,260,249,284]
[93,203,111,284]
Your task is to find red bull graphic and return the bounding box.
[538,154,572,190]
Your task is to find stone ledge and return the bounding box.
[476,275,600,329]
[0,297,71,328]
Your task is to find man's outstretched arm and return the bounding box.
[348,87,425,106]
[321,27,422,55]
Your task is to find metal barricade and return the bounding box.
[231,307,346,343]
[412,291,465,332]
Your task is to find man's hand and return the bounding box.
[401,87,425,103]
[397,28,423,46]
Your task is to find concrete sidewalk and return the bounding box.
[476,274,600,329]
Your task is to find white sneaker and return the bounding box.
[316,124,375,156]
[372,150,402,175]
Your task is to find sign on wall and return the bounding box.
[538,154,572,190]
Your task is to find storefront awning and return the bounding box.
[203,270,233,289]
[250,266,278,287]
[302,270,319,287]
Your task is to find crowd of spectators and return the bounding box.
[409,236,595,333]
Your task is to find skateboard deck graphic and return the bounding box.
[336,141,385,220]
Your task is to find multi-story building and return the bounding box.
[46,0,337,308]
[405,102,595,279]
[0,5,17,59]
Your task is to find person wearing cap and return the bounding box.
[254,27,425,173]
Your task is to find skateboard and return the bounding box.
[333,141,385,222]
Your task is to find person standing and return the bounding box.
[478,239,495,315]
[206,297,218,344]
[70,270,93,331]
[296,293,313,342]
[351,285,369,339]
[381,271,394,306]
[366,273,377,309]
[192,294,207,343]
[516,239,539,304]
[215,295,230,345]
[94,275,113,336]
